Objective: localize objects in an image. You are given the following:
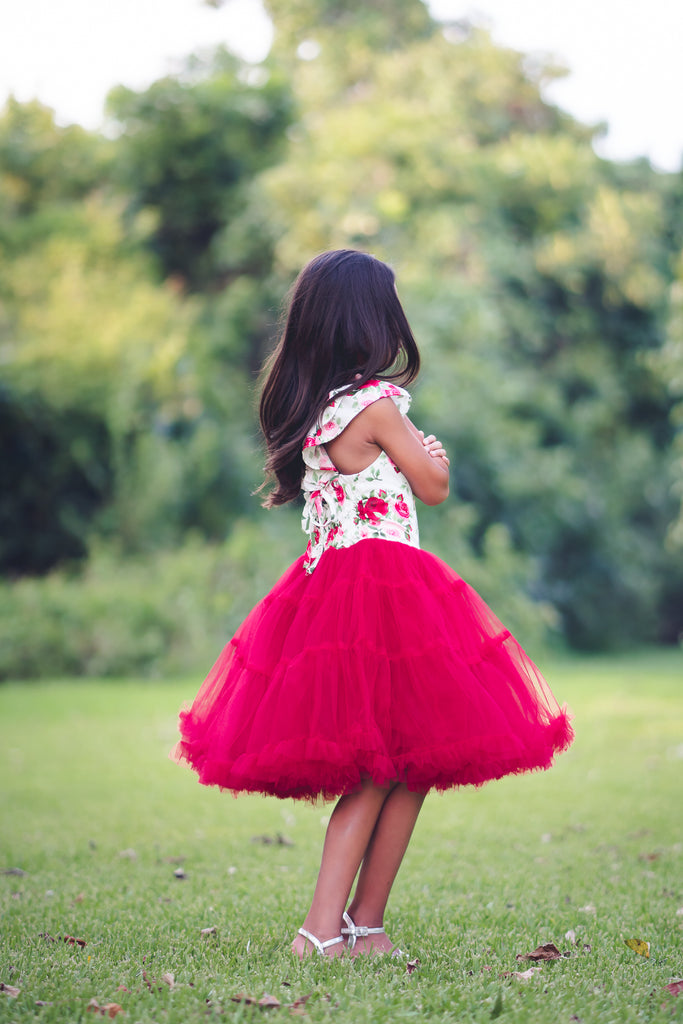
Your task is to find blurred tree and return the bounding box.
[258,19,680,647]
[0,97,109,219]
[1,189,198,566]
[106,48,293,290]
[264,0,433,57]
[2,9,682,654]
[0,387,112,574]
[0,93,278,574]
[651,249,683,639]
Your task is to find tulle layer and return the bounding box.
[172,539,573,800]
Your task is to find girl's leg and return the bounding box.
[292,779,392,958]
[345,783,425,954]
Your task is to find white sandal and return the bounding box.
[341,911,390,952]
[297,927,344,957]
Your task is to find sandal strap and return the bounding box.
[341,911,386,950]
[298,927,344,956]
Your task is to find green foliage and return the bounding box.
[0,97,109,221]
[1,4,683,659]
[107,48,293,289]
[0,84,280,572]
[0,507,550,682]
[265,0,434,57]
[0,388,112,574]
[0,516,302,681]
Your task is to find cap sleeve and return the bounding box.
[303,380,412,455]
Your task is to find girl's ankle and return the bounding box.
[346,906,384,929]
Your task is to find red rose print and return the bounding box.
[332,480,345,503]
[303,436,316,448]
[324,420,336,431]
[395,497,410,518]
[357,497,389,524]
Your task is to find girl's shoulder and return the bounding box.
[304,380,412,450]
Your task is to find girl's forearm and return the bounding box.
[404,416,423,440]
[404,416,450,467]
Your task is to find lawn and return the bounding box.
[1,649,682,1023]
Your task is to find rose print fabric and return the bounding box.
[301,381,420,572]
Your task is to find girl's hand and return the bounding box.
[419,431,450,466]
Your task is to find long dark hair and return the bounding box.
[259,250,420,506]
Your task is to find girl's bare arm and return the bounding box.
[365,400,450,505]
[404,416,450,465]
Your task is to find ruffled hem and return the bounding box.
[171,539,574,801]
[172,712,573,801]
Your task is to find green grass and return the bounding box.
[1,649,682,1023]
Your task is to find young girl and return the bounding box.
[172,249,574,959]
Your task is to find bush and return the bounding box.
[0,514,302,681]
[0,505,554,681]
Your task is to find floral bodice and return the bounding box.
[301,380,420,573]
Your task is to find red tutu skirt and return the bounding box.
[172,539,573,800]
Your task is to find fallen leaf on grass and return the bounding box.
[86,998,124,1017]
[200,926,217,937]
[73,893,86,904]
[2,867,27,876]
[102,1005,124,1019]
[173,868,187,880]
[259,994,281,1008]
[39,932,56,943]
[638,852,661,862]
[35,1000,52,1006]
[503,967,542,981]
[665,980,683,996]
[565,929,577,944]
[115,986,129,993]
[516,943,561,962]
[64,935,87,947]
[0,983,21,997]
[624,938,650,958]
[290,993,312,1009]
[406,958,420,974]
[140,970,174,993]
[231,991,310,1012]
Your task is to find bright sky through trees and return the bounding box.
[1,0,681,170]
